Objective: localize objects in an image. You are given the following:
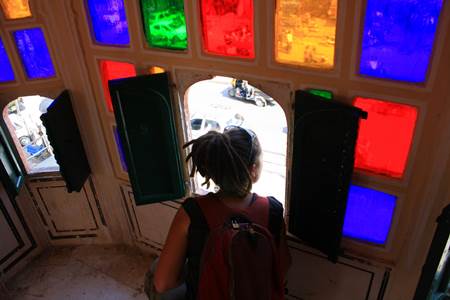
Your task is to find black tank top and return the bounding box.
[182,194,284,300]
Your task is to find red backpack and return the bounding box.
[195,195,285,300]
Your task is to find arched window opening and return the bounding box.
[185,76,287,204]
[3,96,59,174]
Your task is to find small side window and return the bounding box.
[3,96,59,174]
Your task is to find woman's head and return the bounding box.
[184,126,262,197]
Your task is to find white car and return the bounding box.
[189,112,245,140]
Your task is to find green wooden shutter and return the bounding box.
[289,90,366,262]
[0,124,24,199]
[109,73,185,205]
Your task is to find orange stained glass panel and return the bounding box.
[275,0,338,69]
[0,0,31,19]
[148,66,165,74]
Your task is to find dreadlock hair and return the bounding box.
[184,128,262,198]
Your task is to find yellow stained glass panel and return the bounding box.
[0,0,31,19]
[275,0,338,69]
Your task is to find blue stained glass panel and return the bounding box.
[0,37,15,82]
[343,185,396,244]
[13,28,55,79]
[87,0,130,45]
[360,0,444,83]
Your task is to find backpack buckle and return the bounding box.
[231,220,240,230]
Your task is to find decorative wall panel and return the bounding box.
[286,243,390,300]
[0,189,36,276]
[27,176,106,241]
[120,184,178,251]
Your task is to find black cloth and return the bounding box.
[181,194,284,300]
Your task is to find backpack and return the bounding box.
[195,195,285,300]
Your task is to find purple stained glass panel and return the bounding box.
[0,37,15,82]
[114,127,128,172]
[360,0,444,83]
[87,0,130,45]
[343,185,396,244]
[13,28,55,79]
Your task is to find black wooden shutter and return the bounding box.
[289,90,366,262]
[109,73,185,205]
[41,90,91,192]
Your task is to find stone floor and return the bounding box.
[2,245,156,300]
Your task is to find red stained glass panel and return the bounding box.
[200,0,254,58]
[354,97,418,178]
[100,60,136,112]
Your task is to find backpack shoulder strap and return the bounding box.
[196,193,271,229]
[244,195,270,227]
[196,194,231,229]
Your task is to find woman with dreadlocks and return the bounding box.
[148,126,291,300]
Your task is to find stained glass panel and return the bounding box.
[0,37,15,82]
[200,0,254,58]
[148,66,165,74]
[13,28,55,79]
[113,127,127,171]
[360,0,444,83]
[0,0,31,19]
[307,89,333,100]
[100,60,136,112]
[140,0,187,50]
[343,185,396,244]
[354,97,418,178]
[86,0,130,45]
[275,0,338,68]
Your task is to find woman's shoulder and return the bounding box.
[182,193,214,209]
[181,194,214,225]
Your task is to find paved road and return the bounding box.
[187,77,288,204]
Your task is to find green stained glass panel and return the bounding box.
[308,89,333,100]
[140,0,187,50]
